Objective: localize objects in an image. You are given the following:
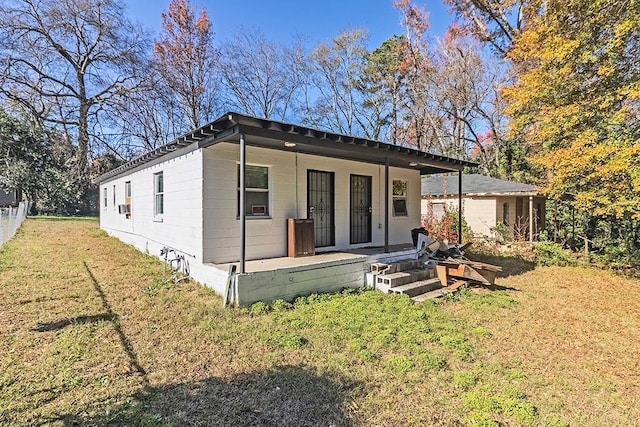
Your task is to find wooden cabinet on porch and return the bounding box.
[287,218,315,257]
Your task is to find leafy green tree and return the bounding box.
[362,35,407,142]
[504,0,640,221]
[0,110,50,209]
[0,109,94,214]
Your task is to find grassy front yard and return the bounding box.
[1,218,639,426]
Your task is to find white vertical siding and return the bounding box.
[99,148,204,263]
[464,197,498,237]
[422,196,498,237]
[203,143,422,264]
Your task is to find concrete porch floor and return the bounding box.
[210,243,415,273]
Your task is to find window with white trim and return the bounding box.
[237,164,270,217]
[112,185,116,209]
[103,187,107,209]
[154,172,164,218]
[392,179,408,216]
[124,181,132,218]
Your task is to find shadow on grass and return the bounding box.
[58,365,357,427]
[466,252,536,278]
[82,261,148,381]
[18,295,80,305]
[31,313,117,332]
[31,262,148,382]
[481,283,519,291]
[28,215,98,221]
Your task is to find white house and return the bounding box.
[95,113,474,304]
[421,174,546,241]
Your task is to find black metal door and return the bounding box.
[307,170,335,247]
[350,174,372,244]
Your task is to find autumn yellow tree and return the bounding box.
[503,0,640,220]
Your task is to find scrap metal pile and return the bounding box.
[416,234,502,287]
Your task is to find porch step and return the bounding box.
[411,280,469,303]
[376,268,433,288]
[388,278,442,298]
[370,259,423,274]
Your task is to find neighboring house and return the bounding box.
[0,187,20,207]
[421,174,546,241]
[95,112,474,304]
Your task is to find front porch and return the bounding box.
[206,244,416,305]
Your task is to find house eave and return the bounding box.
[94,112,477,184]
[422,191,542,198]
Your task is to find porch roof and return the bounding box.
[95,112,477,184]
[422,173,540,198]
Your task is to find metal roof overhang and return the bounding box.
[423,191,541,198]
[95,112,477,184]
[199,114,475,175]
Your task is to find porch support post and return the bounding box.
[384,158,389,253]
[529,195,534,242]
[458,170,463,244]
[239,133,246,274]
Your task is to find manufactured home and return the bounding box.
[95,113,475,304]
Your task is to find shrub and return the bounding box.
[421,202,470,243]
[534,241,577,266]
[249,301,270,315]
[271,299,293,312]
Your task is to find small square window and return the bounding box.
[237,165,270,217]
[392,179,408,216]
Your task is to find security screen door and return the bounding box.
[307,170,335,247]
[350,174,372,244]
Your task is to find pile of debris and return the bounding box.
[416,234,502,288]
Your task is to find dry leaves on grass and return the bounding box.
[1,218,639,426]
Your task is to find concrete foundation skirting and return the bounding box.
[235,250,415,305]
[102,226,416,305]
[236,258,367,305]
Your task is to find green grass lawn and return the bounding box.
[1,218,639,426]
